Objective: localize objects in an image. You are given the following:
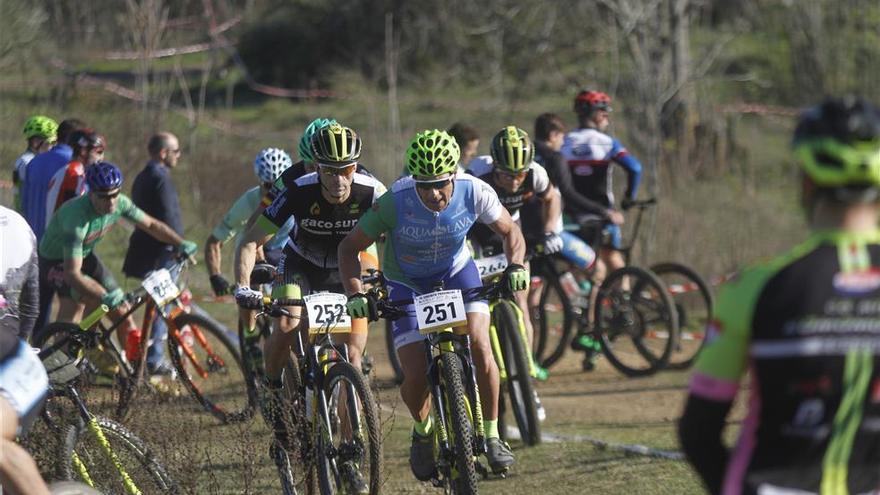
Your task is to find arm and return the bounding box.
[540,184,562,233]
[611,141,642,201]
[205,235,223,276]
[234,221,273,287]
[339,226,377,296]
[678,395,733,495]
[133,213,184,246]
[487,209,525,266]
[62,256,108,301]
[18,249,39,339]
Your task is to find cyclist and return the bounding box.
[467,126,582,384]
[45,129,106,215]
[13,115,58,213]
[448,122,481,168]
[21,118,86,240]
[559,92,643,366]
[234,124,384,493]
[678,96,880,495]
[38,162,197,361]
[339,129,528,478]
[0,205,51,495]
[205,148,295,297]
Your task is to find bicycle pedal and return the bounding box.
[475,461,490,479]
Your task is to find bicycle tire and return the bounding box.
[650,262,713,369]
[532,268,575,370]
[315,361,383,495]
[494,301,541,446]
[594,266,678,377]
[167,312,253,423]
[384,319,404,384]
[281,353,318,494]
[439,352,479,495]
[58,415,176,494]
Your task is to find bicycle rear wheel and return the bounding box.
[650,262,713,369]
[167,312,253,423]
[315,361,383,495]
[494,301,541,446]
[58,416,175,493]
[438,352,478,495]
[594,266,678,377]
[532,270,575,370]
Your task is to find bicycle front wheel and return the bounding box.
[58,416,175,494]
[315,361,383,495]
[532,271,575,370]
[438,352,479,495]
[494,301,541,446]
[594,266,678,377]
[650,262,713,369]
[167,312,254,423]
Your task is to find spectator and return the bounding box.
[122,132,183,376]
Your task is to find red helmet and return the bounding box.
[574,90,612,115]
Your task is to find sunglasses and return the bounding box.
[94,190,120,200]
[318,164,357,177]
[415,178,453,190]
[495,169,528,180]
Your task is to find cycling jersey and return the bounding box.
[357,173,504,286]
[466,155,551,221]
[682,231,880,495]
[535,141,607,219]
[212,186,293,252]
[45,159,86,217]
[559,128,642,209]
[20,143,74,239]
[0,206,39,359]
[39,193,145,261]
[258,172,384,269]
[12,150,36,212]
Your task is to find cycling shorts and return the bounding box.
[559,231,597,269]
[272,246,367,334]
[578,222,622,250]
[387,259,488,350]
[39,253,119,301]
[0,340,48,435]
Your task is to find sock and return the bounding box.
[413,415,433,436]
[484,419,499,439]
[243,326,260,339]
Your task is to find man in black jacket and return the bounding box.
[123,132,184,375]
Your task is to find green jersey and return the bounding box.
[39,194,145,260]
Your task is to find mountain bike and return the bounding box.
[365,271,515,494]
[36,341,176,494]
[531,210,680,376]
[470,252,541,447]
[246,293,383,495]
[33,254,252,423]
[619,199,714,369]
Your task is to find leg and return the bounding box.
[0,397,50,495]
[398,342,431,421]
[264,308,303,381]
[463,312,499,421]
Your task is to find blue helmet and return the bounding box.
[86,162,123,192]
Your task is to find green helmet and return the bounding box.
[23,115,58,141]
[310,123,362,166]
[406,129,460,177]
[793,97,880,190]
[490,126,534,173]
[298,117,337,164]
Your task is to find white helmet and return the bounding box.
[254,148,293,183]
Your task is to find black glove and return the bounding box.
[621,198,635,211]
[210,274,231,296]
[250,262,277,286]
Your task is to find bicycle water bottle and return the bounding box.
[125,328,143,362]
[180,325,195,348]
[560,272,588,309]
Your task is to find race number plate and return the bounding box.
[142,268,180,307]
[304,292,352,334]
[414,290,467,334]
[474,254,507,280]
